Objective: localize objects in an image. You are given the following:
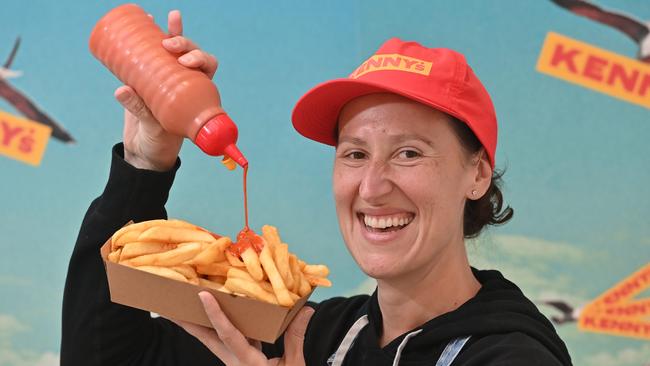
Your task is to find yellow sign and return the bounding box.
[350,53,432,79]
[600,299,650,318]
[589,263,650,308]
[0,109,51,166]
[578,263,650,340]
[579,313,650,341]
[537,32,650,109]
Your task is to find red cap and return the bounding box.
[194,114,248,167]
[292,38,498,168]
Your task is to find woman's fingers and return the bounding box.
[162,35,199,53]
[114,85,154,122]
[198,291,268,365]
[282,307,314,366]
[178,49,219,78]
[169,318,238,364]
[161,11,219,79]
[167,10,183,36]
[162,36,218,79]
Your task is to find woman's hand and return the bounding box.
[115,10,219,171]
[172,292,314,366]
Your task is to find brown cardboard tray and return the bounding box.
[100,239,311,343]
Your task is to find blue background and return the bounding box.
[0,1,648,365]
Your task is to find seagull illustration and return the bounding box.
[539,299,583,325]
[0,37,75,143]
[551,0,650,62]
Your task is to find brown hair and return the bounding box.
[449,117,514,238]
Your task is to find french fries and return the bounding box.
[108,219,331,307]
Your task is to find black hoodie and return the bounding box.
[61,144,572,366]
[286,269,573,365]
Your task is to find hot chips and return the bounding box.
[108,219,331,307]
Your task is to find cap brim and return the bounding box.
[291,78,407,146]
[291,78,465,147]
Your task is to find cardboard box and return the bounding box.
[100,240,312,343]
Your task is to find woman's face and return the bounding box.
[333,93,488,281]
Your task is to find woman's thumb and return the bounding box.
[283,307,315,365]
[114,85,153,122]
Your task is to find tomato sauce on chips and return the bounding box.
[228,165,265,257]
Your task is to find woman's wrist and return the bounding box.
[124,147,177,172]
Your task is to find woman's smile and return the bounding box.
[356,210,415,243]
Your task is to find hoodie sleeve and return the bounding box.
[457,332,566,366]
[61,143,223,366]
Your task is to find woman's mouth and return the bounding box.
[357,213,415,233]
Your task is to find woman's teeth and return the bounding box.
[362,214,413,231]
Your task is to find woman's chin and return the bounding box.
[356,257,401,280]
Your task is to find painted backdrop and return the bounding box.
[0,1,649,365]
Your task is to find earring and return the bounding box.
[471,189,477,196]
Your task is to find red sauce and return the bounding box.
[227,165,264,257]
[244,165,249,230]
[228,228,264,257]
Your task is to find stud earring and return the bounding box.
[471,189,477,196]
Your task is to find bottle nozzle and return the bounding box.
[194,113,247,167]
[224,144,248,168]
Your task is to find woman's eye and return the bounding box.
[346,151,366,160]
[398,150,421,159]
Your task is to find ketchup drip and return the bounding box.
[244,164,249,230]
[228,164,264,257]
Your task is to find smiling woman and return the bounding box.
[61,11,572,366]
[290,38,572,365]
[180,38,574,365]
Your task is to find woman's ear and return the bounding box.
[467,149,492,200]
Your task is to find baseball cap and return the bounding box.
[291,38,498,168]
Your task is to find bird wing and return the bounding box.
[3,37,21,69]
[540,299,574,315]
[0,79,75,143]
[551,0,649,42]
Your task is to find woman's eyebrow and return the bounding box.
[337,136,367,146]
[390,134,435,147]
[337,134,434,147]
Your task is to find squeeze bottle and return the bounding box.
[89,3,247,168]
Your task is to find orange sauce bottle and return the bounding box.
[89,3,247,167]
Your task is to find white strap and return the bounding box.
[330,315,369,366]
[391,329,423,366]
[435,336,472,366]
[330,316,470,366]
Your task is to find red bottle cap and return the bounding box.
[194,114,248,167]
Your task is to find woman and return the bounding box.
[61,10,572,366]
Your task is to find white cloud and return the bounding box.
[0,348,59,366]
[0,315,28,336]
[0,314,58,366]
[344,234,591,303]
[586,344,650,366]
[470,234,586,261]
[32,352,59,366]
[0,314,28,349]
[467,234,591,304]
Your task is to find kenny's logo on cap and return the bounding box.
[349,53,432,79]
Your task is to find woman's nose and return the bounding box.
[359,160,393,203]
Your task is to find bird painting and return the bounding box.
[0,37,75,143]
[538,299,583,325]
[551,0,650,63]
